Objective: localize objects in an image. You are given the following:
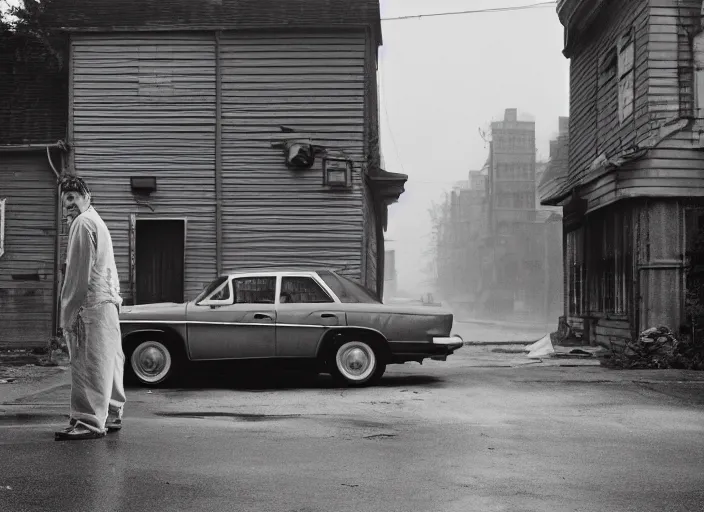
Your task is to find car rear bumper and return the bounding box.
[432,335,464,347]
[388,336,464,364]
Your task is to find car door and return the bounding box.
[187,275,277,360]
[275,274,346,357]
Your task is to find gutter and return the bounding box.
[0,143,65,152]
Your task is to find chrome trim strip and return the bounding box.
[276,323,326,329]
[120,320,326,329]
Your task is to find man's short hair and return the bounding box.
[59,175,91,197]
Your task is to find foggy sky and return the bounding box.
[379,0,570,297]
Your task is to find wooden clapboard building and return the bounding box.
[0,0,406,348]
[542,0,704,346]
[0,29,68,348]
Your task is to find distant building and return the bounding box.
[434,109,564,322]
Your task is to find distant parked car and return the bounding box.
[119,269,463,387]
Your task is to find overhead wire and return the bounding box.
[380,1,557,21]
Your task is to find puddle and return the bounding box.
[155,412,302,422]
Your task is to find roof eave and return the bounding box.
[558,0,608,58]
[56,22,379,34]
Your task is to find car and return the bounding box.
[119,269,463,387]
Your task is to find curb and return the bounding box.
[454,318,553,330]
[463,340,538,346]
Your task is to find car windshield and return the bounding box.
[318,271,381,304]
[194,276,229,303]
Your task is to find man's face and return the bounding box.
[62,191,91,223]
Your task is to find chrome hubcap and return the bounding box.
[140,347,165,373]
[132,341,171,383]
[336,342,375,382]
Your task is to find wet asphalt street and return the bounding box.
[2,332,704,512]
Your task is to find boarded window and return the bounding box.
[138,46,175,97]
[618,31,635,124]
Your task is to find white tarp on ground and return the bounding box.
[524,334,555,359]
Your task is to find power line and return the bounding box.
[380,1,557,21]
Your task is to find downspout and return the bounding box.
[214,31,223,276]
[47,146,62,337]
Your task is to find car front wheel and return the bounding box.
[329,340,386,387]
[129,339,176,386]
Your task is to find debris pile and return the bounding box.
[601,326,704,370]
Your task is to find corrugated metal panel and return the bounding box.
[220,33,366,279]
[71,34,217,303]
[0,153,56,348]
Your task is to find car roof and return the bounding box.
[221,268,341,278]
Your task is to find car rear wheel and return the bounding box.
[129,339,176,386]
[329,340,386,387]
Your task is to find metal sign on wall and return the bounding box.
[0,198,6,258]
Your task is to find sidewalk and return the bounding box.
[0,350,70,405]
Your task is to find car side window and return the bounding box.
[233,277,276,304]
[209,281,231,301]
[280,276,334,304]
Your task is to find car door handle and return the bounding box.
[320,313,337,318]
[254,313,273,320]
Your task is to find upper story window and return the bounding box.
[617,30,635,124]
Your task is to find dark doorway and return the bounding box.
[135,219,185,304]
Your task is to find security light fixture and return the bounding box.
[130,177,157,195]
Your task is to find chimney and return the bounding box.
[558,116,569,135]
[505,108,518,122]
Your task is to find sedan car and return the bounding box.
[119,269,463,387]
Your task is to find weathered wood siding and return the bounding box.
[593,318,632,348]
[71,33,217,303]
[71,31,373,299]
[219,33,366,280]
[635,198,686,331]
[570,1,704,210]
[568,0,650,186]
[0,152,56,348]
[625,0,704,197]
[363,182,378,292]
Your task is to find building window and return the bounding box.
[566,227,585,316]
[586,210,631,315]
[618,29,635,124]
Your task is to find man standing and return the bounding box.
[55,176,126,441]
